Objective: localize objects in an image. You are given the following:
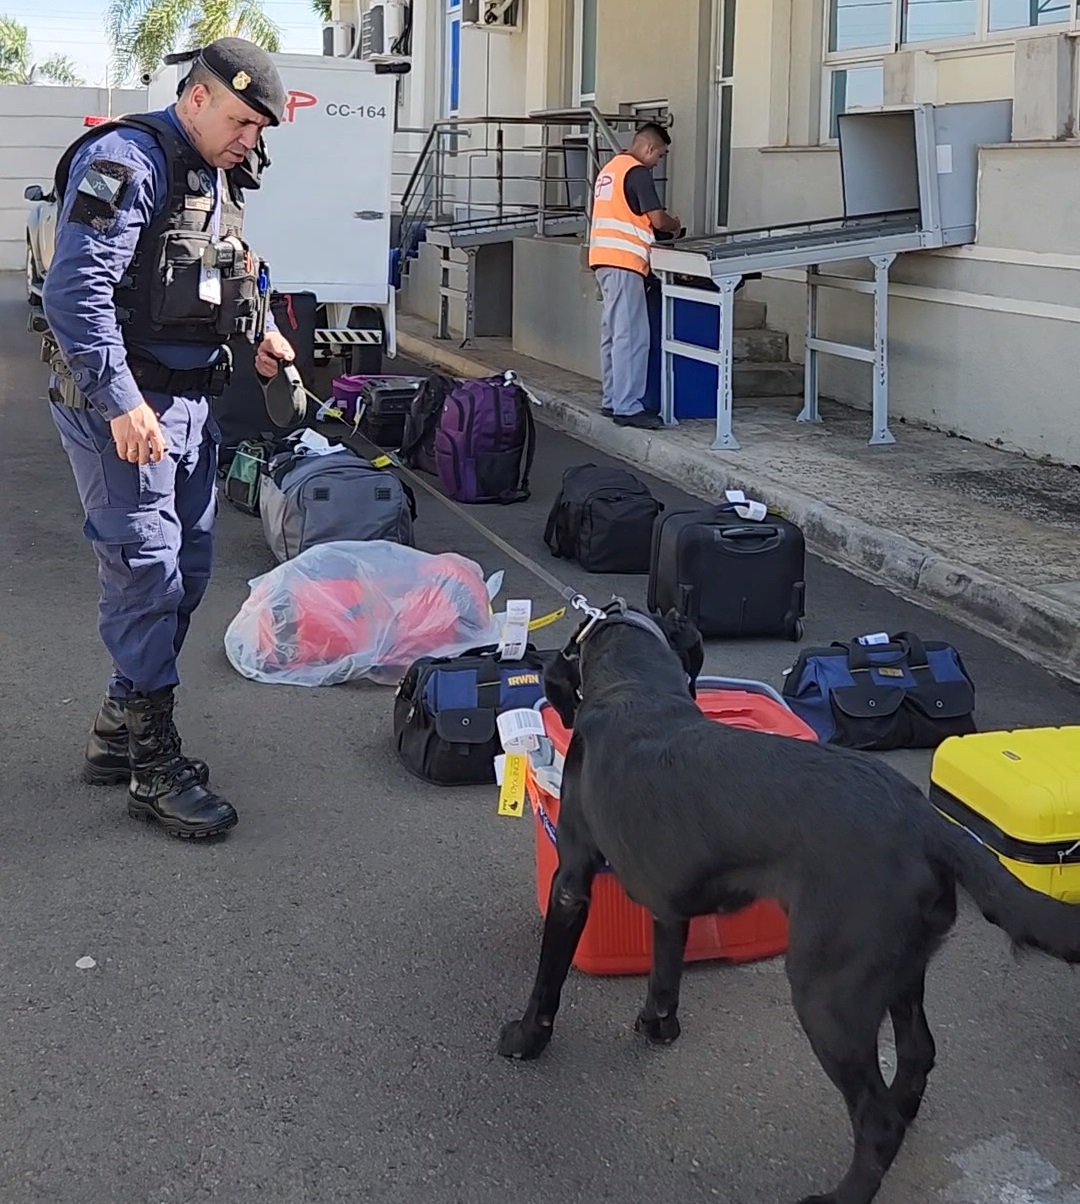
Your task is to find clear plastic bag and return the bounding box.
[224,540,505,687]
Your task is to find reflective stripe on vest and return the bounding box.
[588,153,655,276]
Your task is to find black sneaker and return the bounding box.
[601,406,614,418]
[613,411,664,431]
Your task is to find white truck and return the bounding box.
[148,51,402,374]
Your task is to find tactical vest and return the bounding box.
[52,113,261,350]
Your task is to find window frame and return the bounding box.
[445,0,461,117]
[572,0,598,105]
[820,0,1079,143]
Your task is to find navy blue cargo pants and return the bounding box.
[50,393,220,703]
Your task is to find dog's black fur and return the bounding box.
[497,607,1080,1204]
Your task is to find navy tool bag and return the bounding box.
[393,645,553,786]
[781,630,977,751]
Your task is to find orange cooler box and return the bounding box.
[524,677,817,976]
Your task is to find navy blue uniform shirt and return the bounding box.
[42,105,274,423]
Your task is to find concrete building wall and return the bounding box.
[0,86,147,272]
[393,0,1080,464]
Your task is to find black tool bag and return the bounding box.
[399,372,461,475]
[393,644,552,786]
[358,379,425,448]
[544,464,663,574]
[781,631,977,750]
[648,505,806,640]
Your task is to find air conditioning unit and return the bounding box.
[322,21,356,57]
[461,0,522,32]
[361,0,408,57]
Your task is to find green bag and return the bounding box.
[224,439,273,516]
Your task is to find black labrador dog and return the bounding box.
[497,602,1080,1204]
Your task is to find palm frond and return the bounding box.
[37,53,84,86]
[108,0,199,83]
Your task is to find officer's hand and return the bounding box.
[255,332,296,380]
[110,402,168,466]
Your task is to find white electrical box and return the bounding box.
[461,0,522,31]
[148,53,395,310]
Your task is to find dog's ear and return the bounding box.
[658,608,705,696]
[542,652,581,730]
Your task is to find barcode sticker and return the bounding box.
[857,632,890,646]
[498,599,532,661]
[497,707,545,753]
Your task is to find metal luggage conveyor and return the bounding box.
[649,100,1013,451]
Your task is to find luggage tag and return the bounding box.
[725,489,767,522]
[495,707,546,818]
[498,599,532,661]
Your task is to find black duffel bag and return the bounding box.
[394,644,555,786]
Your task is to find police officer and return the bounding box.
[41,37,295,839]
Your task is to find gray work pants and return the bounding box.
[597,266,649,416]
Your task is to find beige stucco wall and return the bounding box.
[397,0,1080,464]
[592,0,712,232]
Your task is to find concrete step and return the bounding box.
[733,361,804,398]
[733,297,767,329]
[733,327,789,363]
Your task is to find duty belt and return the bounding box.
[128,350,233,399]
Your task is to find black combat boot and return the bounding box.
[82,695,210,788]
[123,689,238,838]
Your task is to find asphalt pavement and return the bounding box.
[1,271,1079,1204]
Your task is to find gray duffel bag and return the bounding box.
[258,442,417,563]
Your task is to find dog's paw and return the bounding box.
[497,1019,551,1060]
[634,1011,681,1045]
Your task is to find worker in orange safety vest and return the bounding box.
[588,122,682,430]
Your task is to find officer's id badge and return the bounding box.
[71,158,134,234]
[232,71,251,91]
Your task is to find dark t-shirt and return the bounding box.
[623,165,662,217]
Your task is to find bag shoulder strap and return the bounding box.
[497,387,535,505]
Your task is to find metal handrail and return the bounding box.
[393,105,670,281]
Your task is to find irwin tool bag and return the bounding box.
[399,372,460,475]
[394,645,551,786]
[544,463,663,574]
[781,630,977,751]
[434,375,536,504]
[259,440,417,563]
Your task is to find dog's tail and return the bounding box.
[928,809,1080,963]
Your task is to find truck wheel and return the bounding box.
[347,307,384,376]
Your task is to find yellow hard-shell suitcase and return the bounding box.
[930,727,1080,904]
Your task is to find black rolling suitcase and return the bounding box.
[358,379,425,448]
[647,506,806,640]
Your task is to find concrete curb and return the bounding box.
[397,330,1080,684]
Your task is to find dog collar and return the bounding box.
[561,593,670,657]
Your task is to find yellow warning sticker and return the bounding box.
[528,607,565,632]
[497,753,528,818]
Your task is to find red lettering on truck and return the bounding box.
[283,91,318,122]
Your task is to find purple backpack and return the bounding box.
[434,376,536,504]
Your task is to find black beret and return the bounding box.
[194,37,286,126]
